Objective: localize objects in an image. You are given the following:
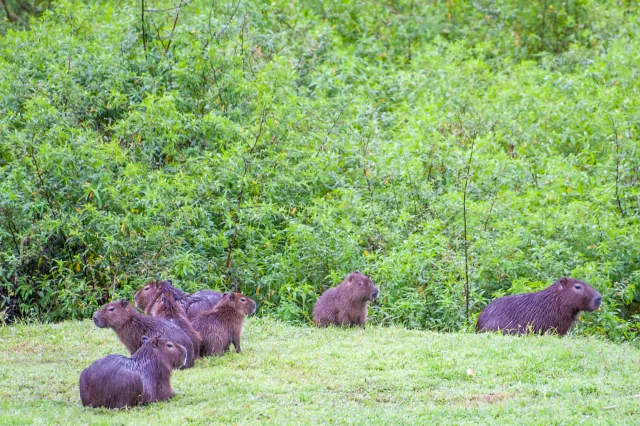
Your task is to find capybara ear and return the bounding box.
[354,270,360,274]
[120,299,129,308]
[166,279,173,285]
[558,277,568,287]
[141,335,149,344]
[229,292,236,301]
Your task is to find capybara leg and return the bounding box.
[232,335,241,353]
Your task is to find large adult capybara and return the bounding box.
[134,279,223,320]
[476,277,602,335]
[93,300,197,368]
[149,289,203,357]
[313,271,379,327]
[192,292,256,356]
[79,336,186,409]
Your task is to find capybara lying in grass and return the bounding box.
[149,289,203,357]
[313,271,379,327]
[476,277,602,335]
[192,292,256,356]
[134,279,223,319]
[93,300,197,368]
[79,336,186,409]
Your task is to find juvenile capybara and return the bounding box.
[476,277,602,335]
[134,279,223,320]
[192,292,256,356]
[79,336,186,409]
[313,271,379,327]
[93,300,197,368]
[149,289,203,357]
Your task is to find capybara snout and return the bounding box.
[592,295,603,310]
[371,289,379,300]
[93,314,104,328]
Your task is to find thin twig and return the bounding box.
[462,128,476,322]
[225,106,268,272]
[164,0,186,53]
[0,0,17,22]
[609,115,626,217]
[141,0,148,56]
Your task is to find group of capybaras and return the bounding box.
[79,272,602,409]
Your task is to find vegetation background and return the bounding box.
[0,0,639,343]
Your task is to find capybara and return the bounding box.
[93,300,197,368]
[149,289,203,357]
[134,279,223,320]
[476,277,602,335]
[79,336,186,409]
[192,292,256,356]
[313,271,379,327]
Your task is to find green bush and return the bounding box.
[0,0,639,343]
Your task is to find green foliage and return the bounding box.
[0,0,639,342]
[2,319,640,424]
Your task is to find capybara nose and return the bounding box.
[371,290,379,300]
[594,296,602,307]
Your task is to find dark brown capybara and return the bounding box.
[313,271,379,327]
[192,292,256,357]
[79,336,186,409]
[93,300,197,368]
[476,277,602,335]
[149,289,203,357]
[134,279,223,320]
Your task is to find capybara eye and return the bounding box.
[108,307,115,312]
[574,285,582,290]
[144,287,150,291]
[240,298,247,302]
[167,344,173,348]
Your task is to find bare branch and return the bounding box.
[609,115,626,218]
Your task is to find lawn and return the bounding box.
[1,318,639,425]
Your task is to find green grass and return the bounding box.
[1,318,640,425]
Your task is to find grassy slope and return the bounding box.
[1,318,639,425]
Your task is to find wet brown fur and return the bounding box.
[192,292,256,357]
[93,300,197,368]
[476,277,602,335]
[79,336,186,409]
[134,279,223,320]
[149,290,203,357]
[313,271,379,327]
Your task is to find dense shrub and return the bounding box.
[0,0,639,343]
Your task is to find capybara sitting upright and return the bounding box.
[192,292,256,356]
[134,279,223,319]
[79,336,186,409]
[476,277,602,335]
[93,300,197,368]
[313,271,379,327]
[149,290,203,357]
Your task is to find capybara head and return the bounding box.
[140,335,187,370]
[93,300,134,329]
[149,289,183,318]
[134,280,174,312]
[220,292,257,316]
[344,271,379,302]
[554,277,602,312]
